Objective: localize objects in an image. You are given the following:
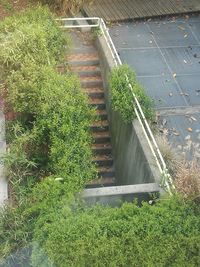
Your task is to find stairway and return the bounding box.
[67,35,115,188]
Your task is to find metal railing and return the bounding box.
[57,17,175,194]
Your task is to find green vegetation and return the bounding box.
[0,0,13,12]
[0,6,199,267]
[38,0,85,14]
[0,6,69,79]
[0,6,96,265]
[31,197,200,267]
[109,64,155,123]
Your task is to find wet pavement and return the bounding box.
[109,14,200,161]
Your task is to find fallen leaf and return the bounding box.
[191,116,197,121]
[163,128,169,135]
[180,92,189,96]
[187,127,193,132]
[162,119,167,126]
[178,26,185,31]
[173,132,180,136]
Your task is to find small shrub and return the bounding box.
[0,6,69,78]
[38,0,85,14]
[0,0,13,12]
[109,64,155,123]
[0,6,96,265]
[32,197,200,267]
[175,160,200,203]
[156,134,179,174]
[3,65,96,196]
[0,202,35,266]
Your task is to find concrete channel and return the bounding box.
[82,31,162,206]
[0,19,163,207]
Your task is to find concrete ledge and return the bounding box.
[0,111,7,205]
[83,183,159,197]
[82,183,159,207]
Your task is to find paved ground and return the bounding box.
[109,14,200,161]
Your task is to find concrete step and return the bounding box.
[85,177,115,188]
[71,65,101,77]
[84,87,104,98]
[95,109,108,120]
[68,53,99,66]
[71,46,97,54]
[57,65,67,74]
[67,32,116,188]
[92,142,112,155]
[80,75,103,88]
[92,154,113,167]
[92,131,111,144]
[89,98,106,110]
[97,166,115,178]
[90,120,109,132]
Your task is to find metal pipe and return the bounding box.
[56,17,100,21]
[60,25,98,28]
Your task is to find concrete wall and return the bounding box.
[0,111,7,205]
[82,183,160,207]
[95,35,161,186]
[80,28,162,207]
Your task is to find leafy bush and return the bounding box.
[0,6,96,265]
[0,5,69,78]
[38,0,85,14]
[5,64,96,187]
[32,197,200,267]
[0,5,95,195]
[109,64,155,123]
[0,203,35,267]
